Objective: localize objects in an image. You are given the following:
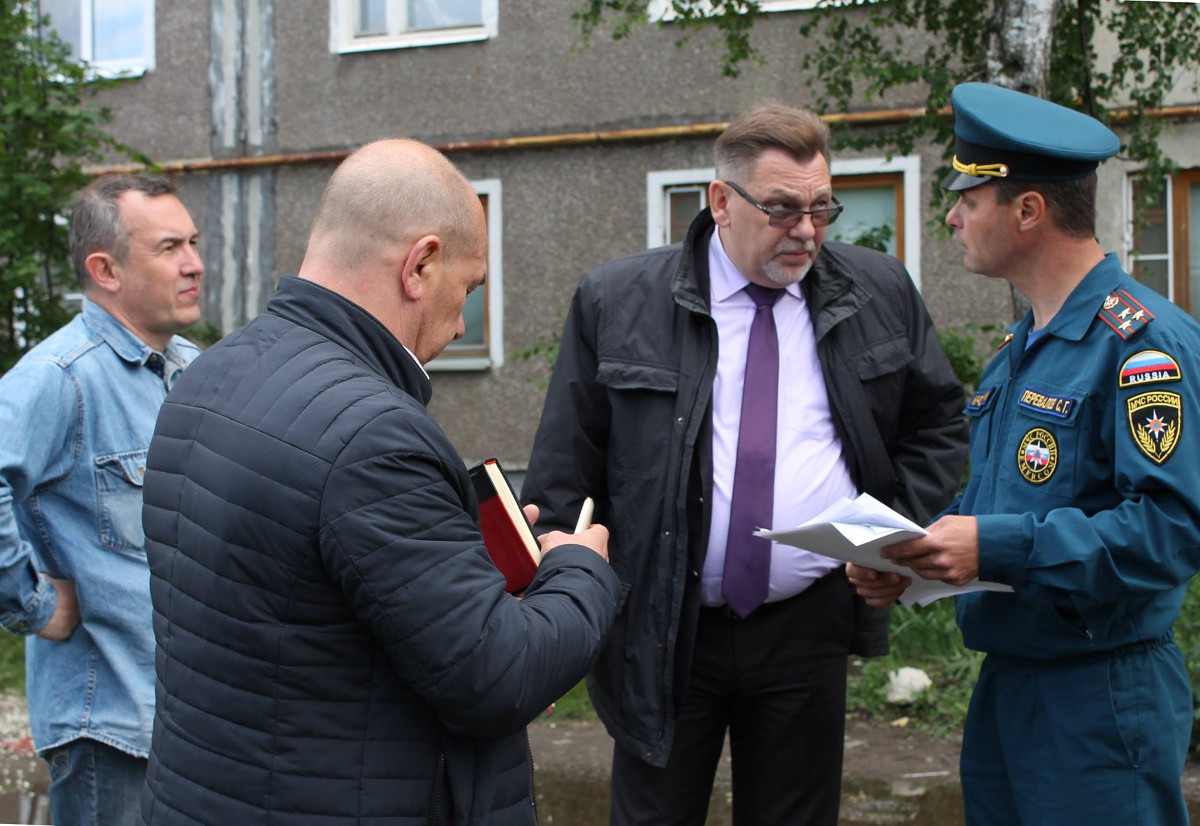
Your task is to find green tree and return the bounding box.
[0,2,147,371]
[574,0,1200,249]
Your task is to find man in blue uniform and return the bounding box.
[848,82,1200,824]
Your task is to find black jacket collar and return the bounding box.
[266,275,433,406]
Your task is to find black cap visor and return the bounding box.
[941,169,992,191]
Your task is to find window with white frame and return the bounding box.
[1126,170,1200,322]
[427,179,504,372]
[647,155,923,288]
[648,0,821,20]
[331,0,497,53]
[39,0,155,76]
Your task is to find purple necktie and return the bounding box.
[722,282,782,618]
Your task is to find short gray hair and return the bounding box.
[715,101,832,183]
[70,174,176,290]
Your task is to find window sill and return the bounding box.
[427,355,492,372]
[334,27,489,54]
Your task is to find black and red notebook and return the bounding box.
[468,458,541,593]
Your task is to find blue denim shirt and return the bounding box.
[0,300,198,757]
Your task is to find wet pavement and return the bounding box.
[4,711,1200,824]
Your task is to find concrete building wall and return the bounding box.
[87,0,1197,468]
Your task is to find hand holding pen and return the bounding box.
[534,496,609,563]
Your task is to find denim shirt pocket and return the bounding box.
[94,449,148,553]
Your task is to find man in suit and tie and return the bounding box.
[523,101,969,825]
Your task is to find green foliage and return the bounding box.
[574,1,763,77]
[0,633,24,694]
[0,3,149,371]
[937,322,1002,395]
[847,601,982,734]
[1172,577,1200,750]
[572,0,1200,214]
[545,679,597,721]
[848,222,894,254]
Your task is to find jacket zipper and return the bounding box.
[428,750,446,826]
[527,730,540,825]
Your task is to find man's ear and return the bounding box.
[709,180,731,227]
[1014,191,1047,233]
[83,252,120,295]
[399,235,442,300]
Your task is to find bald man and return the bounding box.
[140,140,622,825]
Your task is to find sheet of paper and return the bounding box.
[756,493,1013,607]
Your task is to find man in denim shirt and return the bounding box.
[0,174,203,824]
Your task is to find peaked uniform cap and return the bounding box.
[941,82,1121,191]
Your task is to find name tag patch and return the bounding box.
[1017,388,1077,419]
[1118,349,1181,387]
[966,386,996,412]
[1017,428,1058,484]
[1127,390,1182,465]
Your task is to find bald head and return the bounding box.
[305,139,482,272]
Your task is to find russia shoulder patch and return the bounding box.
[1098,290,1155,340]
[1119,349,1182,388]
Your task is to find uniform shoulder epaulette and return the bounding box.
[1098,289,1154,340]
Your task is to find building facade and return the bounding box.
[58,0,1200,471]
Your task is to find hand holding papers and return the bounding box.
[756,493,1013,607]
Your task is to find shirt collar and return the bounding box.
[708,228,802,304]
[82,299,161,365]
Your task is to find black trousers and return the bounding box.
[610,569,853,826]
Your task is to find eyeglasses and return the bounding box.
[723,180,843,229]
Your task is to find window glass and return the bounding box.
[40,0,82,58]
[407,0,483,30]
[829,184,897,256]
[458,289,486,347]
[1132,180,1169,256]
[40,0,151,74]
[1133,259,1170,299]
[667,187,706,245]
[357,0,388,35]
[94,0,146,64]
[336,0,492,51]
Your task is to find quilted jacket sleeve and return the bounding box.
[318,406,621,740]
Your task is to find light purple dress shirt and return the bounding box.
[701,230,857,606]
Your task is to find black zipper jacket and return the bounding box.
[523,210,968,767]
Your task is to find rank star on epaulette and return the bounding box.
[1126,390,1182,464]
[1099,290,1155,339]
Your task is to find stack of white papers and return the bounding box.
[756,493,1013,607]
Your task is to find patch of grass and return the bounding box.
[546,680,596,721]
[0,633,26,694]
[846,600,980,736]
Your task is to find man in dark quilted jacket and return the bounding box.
[140,139,622,825]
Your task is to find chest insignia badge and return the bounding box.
[1017,428,1058,484]
[966,386,995,412]
[1118,349,1181,387]
[1098,290,1155,339]
[1126,390,1182,464]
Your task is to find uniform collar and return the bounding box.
[1019,253,1126,343]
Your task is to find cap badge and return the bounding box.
[951,156,1010,179]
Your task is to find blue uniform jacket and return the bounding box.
[955,254,1200,659]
